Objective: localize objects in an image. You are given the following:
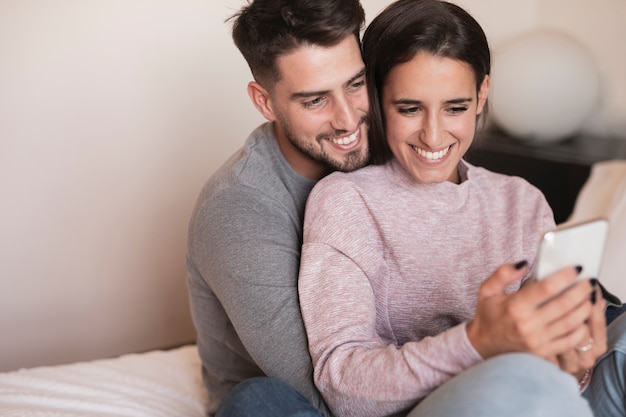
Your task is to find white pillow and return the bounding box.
[566,160,626,303]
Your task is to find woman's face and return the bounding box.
[382,51,489,184]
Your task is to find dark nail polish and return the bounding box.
[514,260,528,270]
[575,265,583,274]
[590,278,599,288]
[590,289,597,305]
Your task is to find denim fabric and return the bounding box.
[606,303,626,326]
[215,377,323,417]
[584,311,626,417]
[408,353,593,417]
[217,354,594,417]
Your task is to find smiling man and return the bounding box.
[185,1,368,416]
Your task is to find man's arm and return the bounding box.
[188,186,330,416]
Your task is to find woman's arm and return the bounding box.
[299,179,482,417]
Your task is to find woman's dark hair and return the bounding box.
[230,0,365,88]
[363,0,491,165]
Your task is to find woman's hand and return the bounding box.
[556,283,607,379]
[466,261,595,360]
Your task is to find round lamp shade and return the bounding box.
[490,30,601,143]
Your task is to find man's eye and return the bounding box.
[350,80,365,90]
[304,97,324,108]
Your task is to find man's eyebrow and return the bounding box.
[345,68,366,88]
[290,68,366,101]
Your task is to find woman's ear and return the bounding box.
[476,74,490,115]
[247,81,277,121]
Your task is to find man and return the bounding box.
[186,0,369,415]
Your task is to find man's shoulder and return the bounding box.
[189,123,309,233]
[198,124,288,202]
[210,124,277,182]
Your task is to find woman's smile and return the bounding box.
[410,143,453,162]
[383,50,489,184]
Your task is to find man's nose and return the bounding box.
[330,94,360,132]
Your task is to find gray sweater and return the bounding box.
[186,123,330,416]
[299,159,555,417]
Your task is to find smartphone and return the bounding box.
[535,218,609,281]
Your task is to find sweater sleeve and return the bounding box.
[298,178,482,417]
[188,185,330,416]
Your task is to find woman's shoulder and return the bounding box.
[307,165,387,210]
[468,162,538,190]
[466,162,549,209]
[314,165,385,191]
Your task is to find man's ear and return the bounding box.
[247,81,277,121]
[476,74,490,115]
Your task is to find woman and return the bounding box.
[298,1,625,416]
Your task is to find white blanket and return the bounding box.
[0,345,207,417]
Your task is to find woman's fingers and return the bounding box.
[585,283,608,358]
[478,261,529,298]
[470,264,598,358]
[517,265,589,309]
[536,279,594,338]
[556,285,608,376]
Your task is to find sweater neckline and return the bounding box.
[384,158,472,209]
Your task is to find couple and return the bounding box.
[187,0,626,416]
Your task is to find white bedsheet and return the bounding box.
[0,345,208,417]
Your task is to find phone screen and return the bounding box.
[535,218,609,281]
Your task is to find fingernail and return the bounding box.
[575,265,583,274]
[590,289,597,305]
[514,260,528,270]
[590,278,599,288]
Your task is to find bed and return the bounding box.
[1,160,624,416]
[0,345,208,416]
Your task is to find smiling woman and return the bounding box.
[297,1,621,417]
[382,50,489,184]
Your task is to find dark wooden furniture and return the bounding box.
[465,129,626,224]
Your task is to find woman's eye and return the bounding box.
[448,106,468,114]
[398,106,419,115]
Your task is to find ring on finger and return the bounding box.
[576,338,594,353]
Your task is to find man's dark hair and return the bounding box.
[230,0,365,88]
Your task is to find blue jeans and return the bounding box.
[408,353,591,417]
[216,353,592,417]
[216,377,323,417]
[217,306,626,417]
[583,310,626,416]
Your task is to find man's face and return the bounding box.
[260,36,369,179]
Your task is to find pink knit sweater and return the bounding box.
[298,160,555,417]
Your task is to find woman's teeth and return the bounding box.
[412,145,451,161]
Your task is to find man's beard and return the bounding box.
[276,114,369,173]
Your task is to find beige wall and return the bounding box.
[534,0,626,137]
[0,0,263,371]
[0,0,624,371]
